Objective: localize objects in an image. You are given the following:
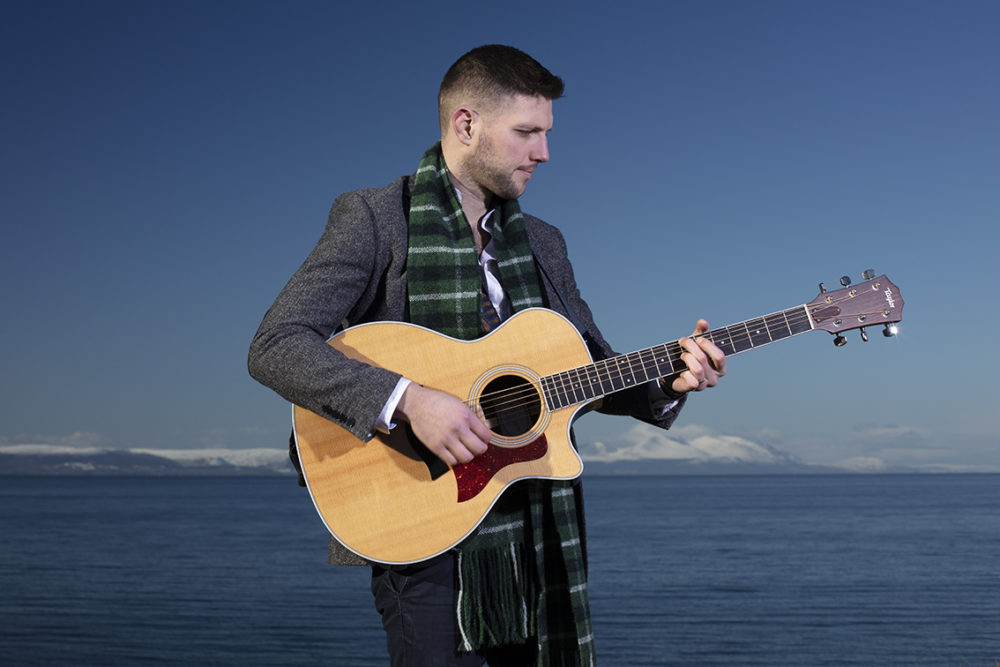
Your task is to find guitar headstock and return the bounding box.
[808,271,904,345]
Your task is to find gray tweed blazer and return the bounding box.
[248,174,683,563]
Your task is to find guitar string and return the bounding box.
[468,289,892,419]
[471,304,843,418]
[473,311,814,419]
[470,317,810,419]
[473,305,823,415]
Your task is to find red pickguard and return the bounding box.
[452,435,548,502]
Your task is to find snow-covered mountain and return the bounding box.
[0,444,295,476]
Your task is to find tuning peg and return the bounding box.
[860,327,868,342]
[833,334,847,347]
[840,276,852,287]
[883,324,896,337]
[862,269,875,280]
[818,282,826,293]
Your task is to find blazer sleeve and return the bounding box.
[247,189,404,442]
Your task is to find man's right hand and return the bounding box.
[395,384,491,466]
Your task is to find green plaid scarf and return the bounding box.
[407,144,596,666]
[407,143,544,338]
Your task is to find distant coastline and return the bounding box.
[0,445,934,476]
[0,446,294,477]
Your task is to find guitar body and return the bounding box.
[293,308,591,565]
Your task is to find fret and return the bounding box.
[590,359,614,396]
[604,358,626,393]
[650,344,677,377]
[763,311,793,342]
[574,366,594,401]
[539,375,562,412]
[732,323,756,353]
[554,370,575,409]
[543,372,566,410]
[545,371,561,410]
[563,368,584,405]
[638,351,657,383]
[745,317,772,347]
[669,343,686,370]
[579,364,601,402]
[786,306,812,335]
[558,369,577,406]
[632,349,658,384]
[560,372,576,409]
[617,355,638,388]
[706,329,737,356]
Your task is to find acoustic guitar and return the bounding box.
[293,271,904,564]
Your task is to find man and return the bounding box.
[249,45,725,667]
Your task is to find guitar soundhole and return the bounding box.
[479,374,541,439]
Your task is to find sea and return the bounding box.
[1,474,998,666]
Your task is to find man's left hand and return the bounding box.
[669,319,727,395]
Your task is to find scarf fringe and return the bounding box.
[458,542,538,649]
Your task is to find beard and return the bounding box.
[464,131,525,201]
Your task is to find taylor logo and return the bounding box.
[884,288,896,308]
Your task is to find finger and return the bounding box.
[456,435,488,459]
[677,349,705,389]
[468,415,493,450]
[451,444,475,465]
[445,435,479,465]
[433,443,459,467]
[669,365,705,394]
[695,337,727,376]
[680,337,710,372]
[677,349,703,382]
[683,370,704,391]
[691,318,710,336]
[451,419,491,461]
[683,347,719,389]
[690,320,724,370]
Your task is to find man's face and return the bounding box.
[466,94,553,200]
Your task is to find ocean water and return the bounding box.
[1,474,998,666]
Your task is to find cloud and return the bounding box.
[849,423,930,444]
[132,448,288,468]
[829,456,890,473]
[0,443,109,456]
[196,426,275,449]
[580,423,795,464]
[0,442,288,469]
[0,431,111,449]
[825,423,1000,471]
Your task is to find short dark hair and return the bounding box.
[438,45,564,129]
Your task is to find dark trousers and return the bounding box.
[370,554,536,666]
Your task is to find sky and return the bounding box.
[1,0,998,472]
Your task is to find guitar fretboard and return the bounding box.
[541,305,813,411]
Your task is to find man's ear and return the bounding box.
[450,107,478,146]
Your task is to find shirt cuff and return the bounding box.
[375,377,412,434]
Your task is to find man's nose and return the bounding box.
[533,134,549,163]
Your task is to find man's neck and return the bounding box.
[444,161,495,254]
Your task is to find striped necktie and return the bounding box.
[479,289,502,333]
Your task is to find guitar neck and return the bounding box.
[541,304,813,411]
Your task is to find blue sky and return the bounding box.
[2,0,997,471]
